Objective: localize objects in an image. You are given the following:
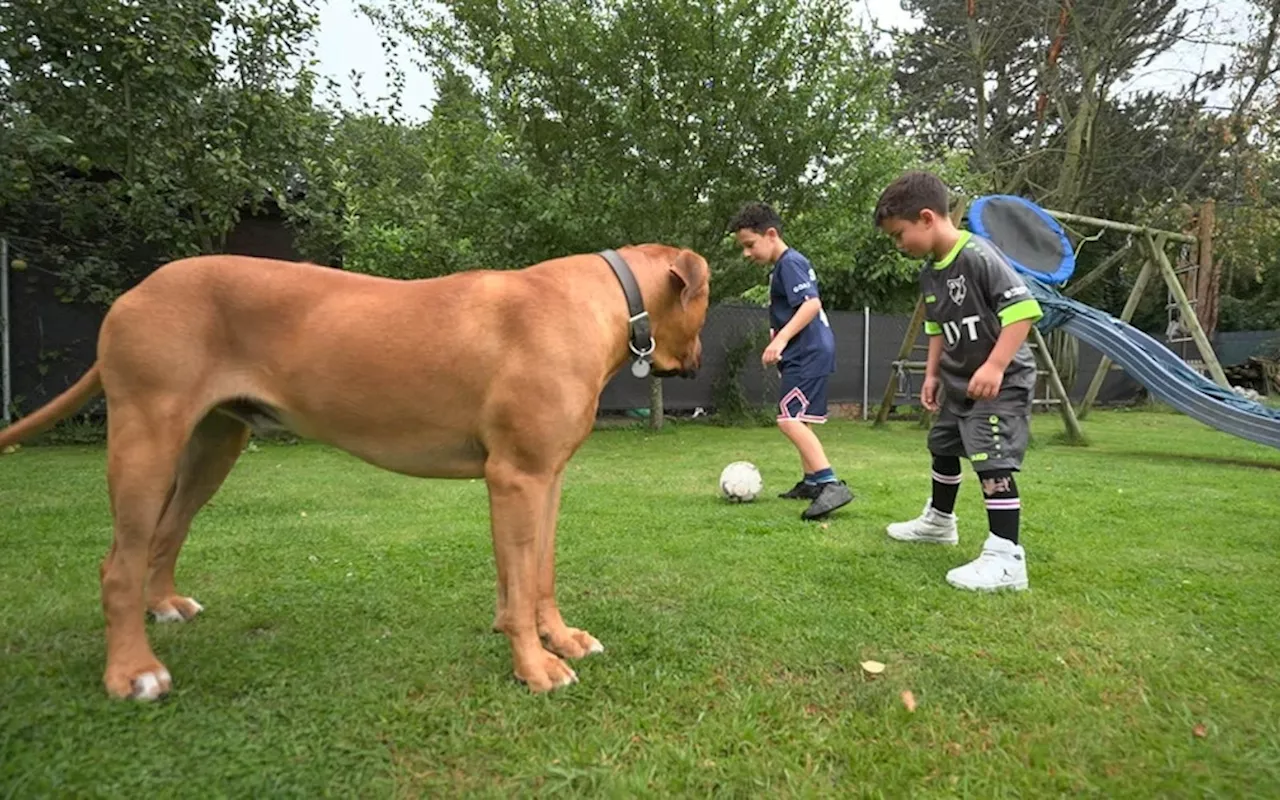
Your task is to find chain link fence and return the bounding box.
[599,303,1161,417]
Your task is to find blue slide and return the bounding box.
[966,194,1280,451]
[1028,280,1280,449]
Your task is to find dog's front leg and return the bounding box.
[536,470,604,659]
[486,461,579,692]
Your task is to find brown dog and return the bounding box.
[0,243,709,700]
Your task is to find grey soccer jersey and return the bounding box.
[920,232,1043,415]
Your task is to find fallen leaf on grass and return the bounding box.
[1193,724,1208,738]
[860,660,885,676]
[900,690,917,712]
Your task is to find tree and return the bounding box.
[285,67,563,278]
[0,0,323,302]
[362,0,921,311]
[893,0,1202,211]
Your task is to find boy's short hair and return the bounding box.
[728,201,783,235]
[874,171,951,225]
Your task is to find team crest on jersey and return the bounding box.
[946,275,968,304]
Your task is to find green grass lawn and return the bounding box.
[2,409,1279,797]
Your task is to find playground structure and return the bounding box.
[875,195,1280,450]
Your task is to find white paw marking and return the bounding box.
[557,668,579,687]
[151,598,203,622]
[131,672,167,701]
[587,639,605,655]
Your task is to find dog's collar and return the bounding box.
[598,249,654,378]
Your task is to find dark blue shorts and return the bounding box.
[777,370,829,424]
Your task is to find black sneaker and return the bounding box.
[801,481,855,520]
[778,480,822,500]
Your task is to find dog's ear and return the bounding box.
[668,249,709,309]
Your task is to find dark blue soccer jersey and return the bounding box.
[769,249,835,377]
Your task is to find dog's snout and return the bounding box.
[686,343,702,378]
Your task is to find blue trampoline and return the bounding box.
[967,194,1077,286]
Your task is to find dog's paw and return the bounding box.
[542,626,605,660]
[514,648,579,693]
[149,596,204,623]
[103,662,172,701]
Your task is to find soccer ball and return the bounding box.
[719,461,763,503]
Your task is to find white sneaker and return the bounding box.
[886,500,959,545]
[946,533,1028,592]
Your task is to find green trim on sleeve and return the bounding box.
[924,320,943,335]
[999,298,1043,326]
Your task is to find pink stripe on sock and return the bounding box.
[931,471,963,485]
[985,499,1021,509]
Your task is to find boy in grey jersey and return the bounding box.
[874,171,1043,592]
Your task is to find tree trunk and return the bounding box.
[192,203,214,253]
[1055,58,1099,210]
[123,75,136,183]
[1196,200,1219,337]
[966,0,991,177]
[648,375,664,430]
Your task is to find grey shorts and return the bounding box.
[928,407,1029,472]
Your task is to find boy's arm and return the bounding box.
[920,277,944,409]
[968,320,1033,400]
[985,320,1034,371]
[925,330,944,379]
[773,298,822,344]
[968,250,1043,399]
[763,298,821,365]
[922,332,943,411]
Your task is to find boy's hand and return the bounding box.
[967,362,1004,400]
[921,376,941,412]
[762,336,787,367]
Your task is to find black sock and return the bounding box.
[930,455,962,515]
[978,469,1020,544]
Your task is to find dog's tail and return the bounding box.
[0,364,103,452]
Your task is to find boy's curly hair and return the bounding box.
[727,201,783,235]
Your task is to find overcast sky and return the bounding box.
[312,0,1255,122]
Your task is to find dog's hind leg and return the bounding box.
[536,469,604,660]
[99,403,193,701]
[492,582,508,633]
[147,412,250,623]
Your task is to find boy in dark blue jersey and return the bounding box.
[729,202,854,521]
